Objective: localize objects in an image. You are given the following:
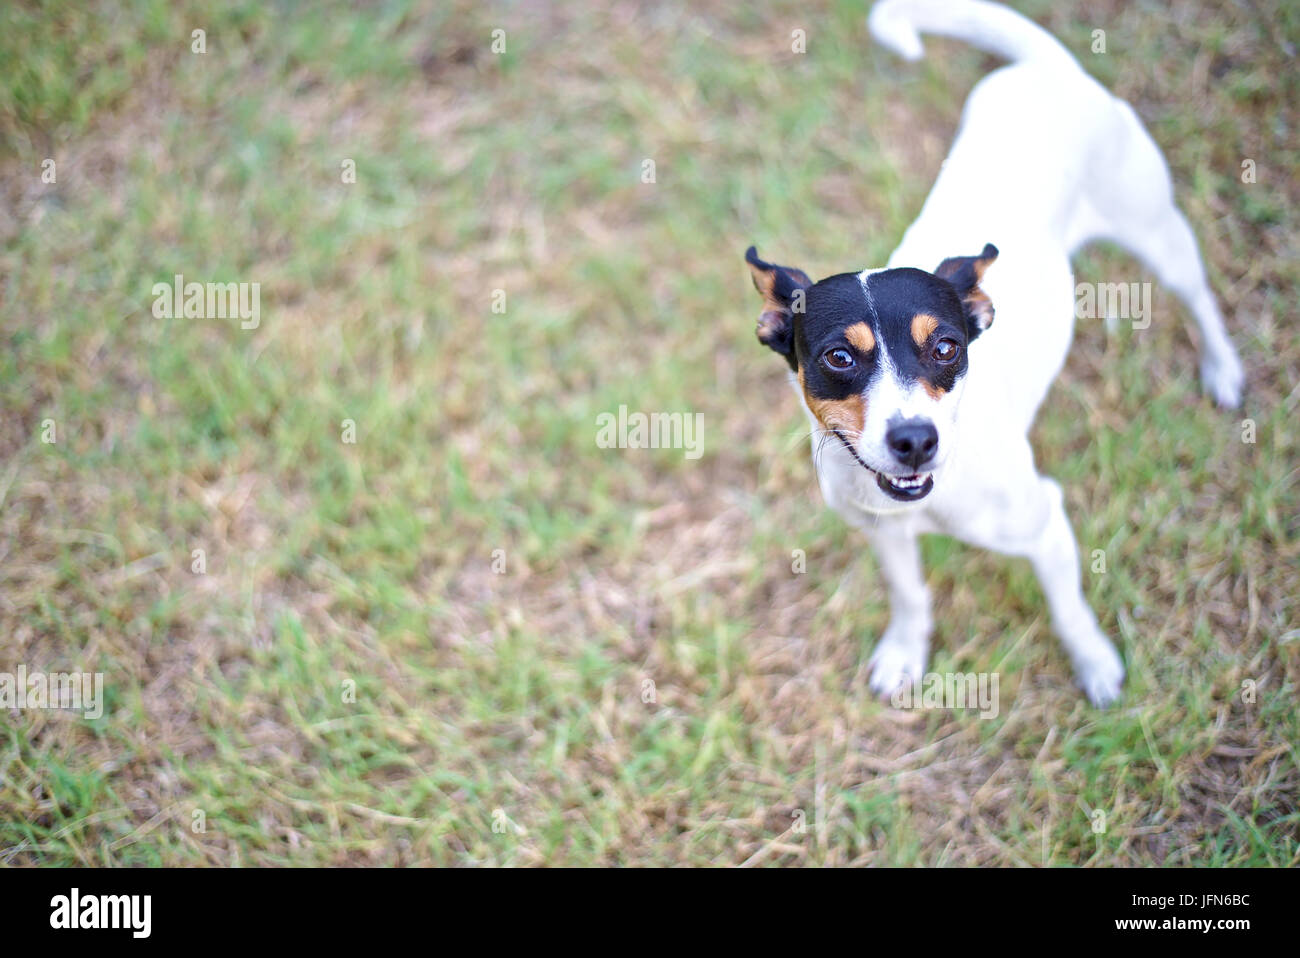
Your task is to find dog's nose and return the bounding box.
[886,419,938,470]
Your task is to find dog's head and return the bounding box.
[745,243,998,504]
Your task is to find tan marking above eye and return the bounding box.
[911,312,940,347]
[844,321,875,353]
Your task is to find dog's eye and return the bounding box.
[822,348,855,370]
[932,338,960,363]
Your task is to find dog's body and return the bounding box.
[745,0,1243,705]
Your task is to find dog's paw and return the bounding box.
[1201,350,1244,410]
[867,637,927,701]
[1074,645,1125,708]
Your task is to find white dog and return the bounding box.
[744,0,1243,705]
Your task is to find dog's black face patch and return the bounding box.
[774,268,974,411]
[842,268,973,400]
[792,273,884,434]
[747,245,997,383]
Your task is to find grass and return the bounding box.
[0,0,1296,866]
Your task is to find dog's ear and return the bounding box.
[746,245,812,370]
[935,243,998,341]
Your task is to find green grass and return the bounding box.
[1,0,1296,866]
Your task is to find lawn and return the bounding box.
[0,0,1296,866]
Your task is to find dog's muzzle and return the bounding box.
[833,430,935,502]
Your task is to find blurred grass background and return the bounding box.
[0,0,1296,865]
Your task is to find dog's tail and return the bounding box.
[869,0,1078,69]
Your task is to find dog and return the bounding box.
[744,0,1244,706]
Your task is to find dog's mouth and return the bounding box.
[874,471,934,501]
[832,430,935,502]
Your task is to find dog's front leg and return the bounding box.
[861,519,932,698]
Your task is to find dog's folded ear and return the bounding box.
[746,245,812,370]
[935,243,998,341]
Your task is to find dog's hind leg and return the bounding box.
[1080,102,1244,407]
[961,466,1125,706]
[1021,477,1125,706]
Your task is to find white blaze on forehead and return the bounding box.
[858,268,886,333]
[868,340,932,418]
